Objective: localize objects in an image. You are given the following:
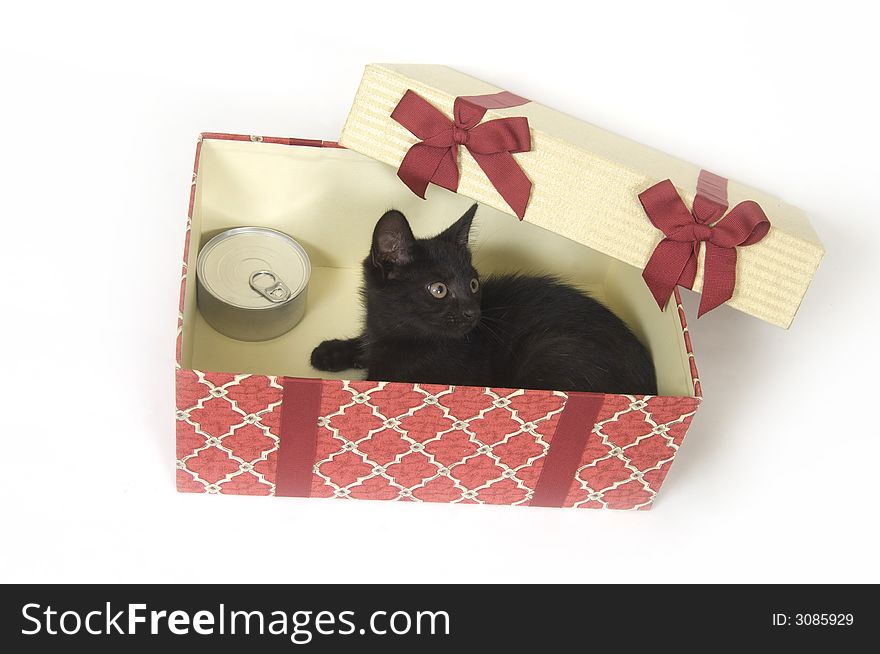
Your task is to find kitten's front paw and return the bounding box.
[310,339,362,372]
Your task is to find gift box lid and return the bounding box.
[339,63,824,329]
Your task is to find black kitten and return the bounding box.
[311,205,657,395]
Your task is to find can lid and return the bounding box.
[197,227,310,310]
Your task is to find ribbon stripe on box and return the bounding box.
[530,392,606,507]
[639,170,771,317]
[276,377,323,498]
[391,89,533,219]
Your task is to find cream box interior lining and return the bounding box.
[180,138,696,399]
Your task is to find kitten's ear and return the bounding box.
[439,203,477,249]
[371,210,416,269]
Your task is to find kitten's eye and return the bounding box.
[470,278,479,293]
[427,282,448,298]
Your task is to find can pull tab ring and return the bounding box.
[249,270,291,304]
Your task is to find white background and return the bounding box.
[1,1,877,584]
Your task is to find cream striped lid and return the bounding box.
[339,64,824,328]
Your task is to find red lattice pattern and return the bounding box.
[176,375,698,509]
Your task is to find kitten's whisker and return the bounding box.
[482,305,536,312]
[479,315,516,330]
[477,318,508,348]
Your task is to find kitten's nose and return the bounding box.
[461,309,477,320]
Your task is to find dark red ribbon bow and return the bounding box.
[639,172,771,317]
[391,90,532,219]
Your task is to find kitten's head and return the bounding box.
[363,204,482,339]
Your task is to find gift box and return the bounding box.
[175,65,822,510]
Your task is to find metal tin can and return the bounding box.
[196,227,310,341]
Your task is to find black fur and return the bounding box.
[310,205,657,394]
